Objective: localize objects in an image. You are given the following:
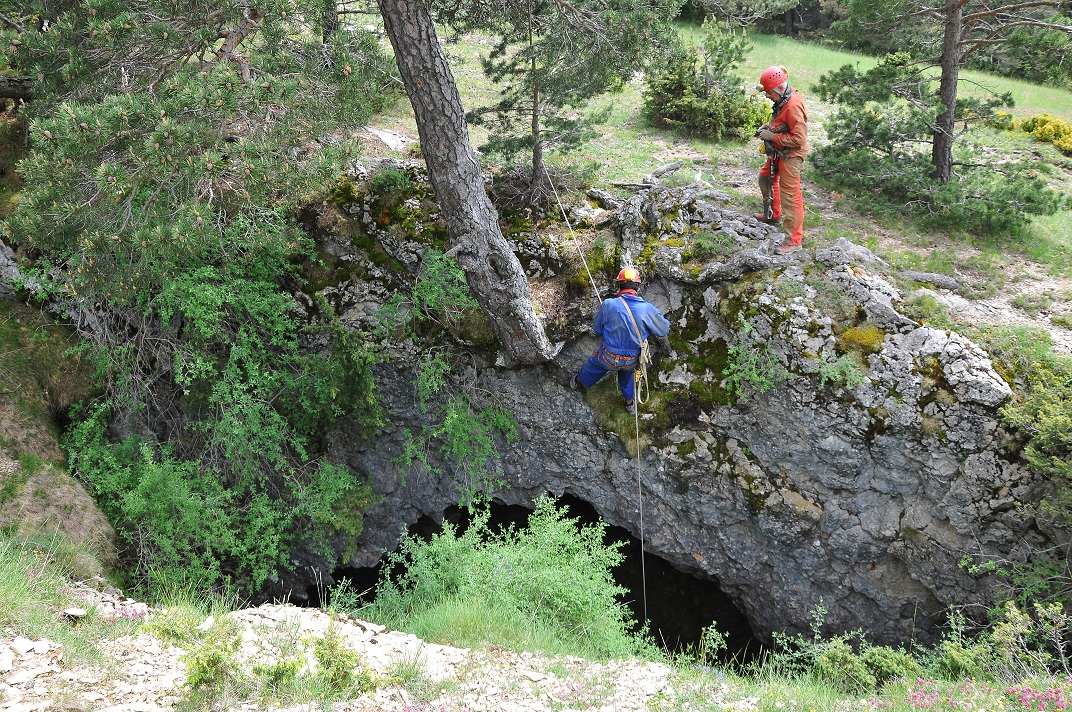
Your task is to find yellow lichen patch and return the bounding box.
[836,323,887,354]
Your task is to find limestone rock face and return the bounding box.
[320,184,1045,645]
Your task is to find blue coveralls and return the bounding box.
[577,290,671,403]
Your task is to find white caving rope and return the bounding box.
[545,168,650,627]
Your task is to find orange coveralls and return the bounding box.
[760,88,809,246]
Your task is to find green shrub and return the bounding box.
[3,4,394,601]
[930,639,991,680]
[68,404,374,595]
[366,495,653,660]
[813,639,876,693]
[183,621,243,700]
[642,23,767,140]
[369,168,413,195]
[860,644,923,686]
[313,624,378,695]
[725,323,789,402]
[926,612,992,681]
[818,354,866,389]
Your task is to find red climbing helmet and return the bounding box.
[616,267,641,284]
[756,65,788,92]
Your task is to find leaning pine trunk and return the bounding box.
[378,0,553,366]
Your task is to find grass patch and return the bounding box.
[0,531,139,665]
[1014,211,1072,277]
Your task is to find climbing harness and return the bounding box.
[546,168,651,626]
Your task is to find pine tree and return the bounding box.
[443,0,683,207]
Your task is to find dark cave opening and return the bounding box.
[326,493,762,662]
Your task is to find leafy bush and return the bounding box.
[725,323,789,402]
[369,168,413,195]
[814,639,877,693]
[367,495,654,660]
[2,2,395,599]
[68,404,375,594]
[861,643,923,686]
[312,624,378,695]
[183,621,243,701]
[925,611,993,681]
[643,23,767,140]
[818,354,866,389]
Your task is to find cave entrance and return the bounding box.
[329,493,762,662]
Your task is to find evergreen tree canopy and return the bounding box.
[812,53,1062,234]
[435,0,683,203]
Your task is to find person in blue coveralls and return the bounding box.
[570,267,670,415]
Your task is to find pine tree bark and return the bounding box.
[931,0,962,184]
[378,0,553,365]
[0,76,32,101]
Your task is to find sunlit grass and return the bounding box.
[737,33,1072,122]
[382,593,588,657]
[0,532,143,664]
[1017,212,1072,277]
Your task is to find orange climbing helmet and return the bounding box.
[756,65,788,92]
[616,267,641,284]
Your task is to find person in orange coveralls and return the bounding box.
[754,65,809,254]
